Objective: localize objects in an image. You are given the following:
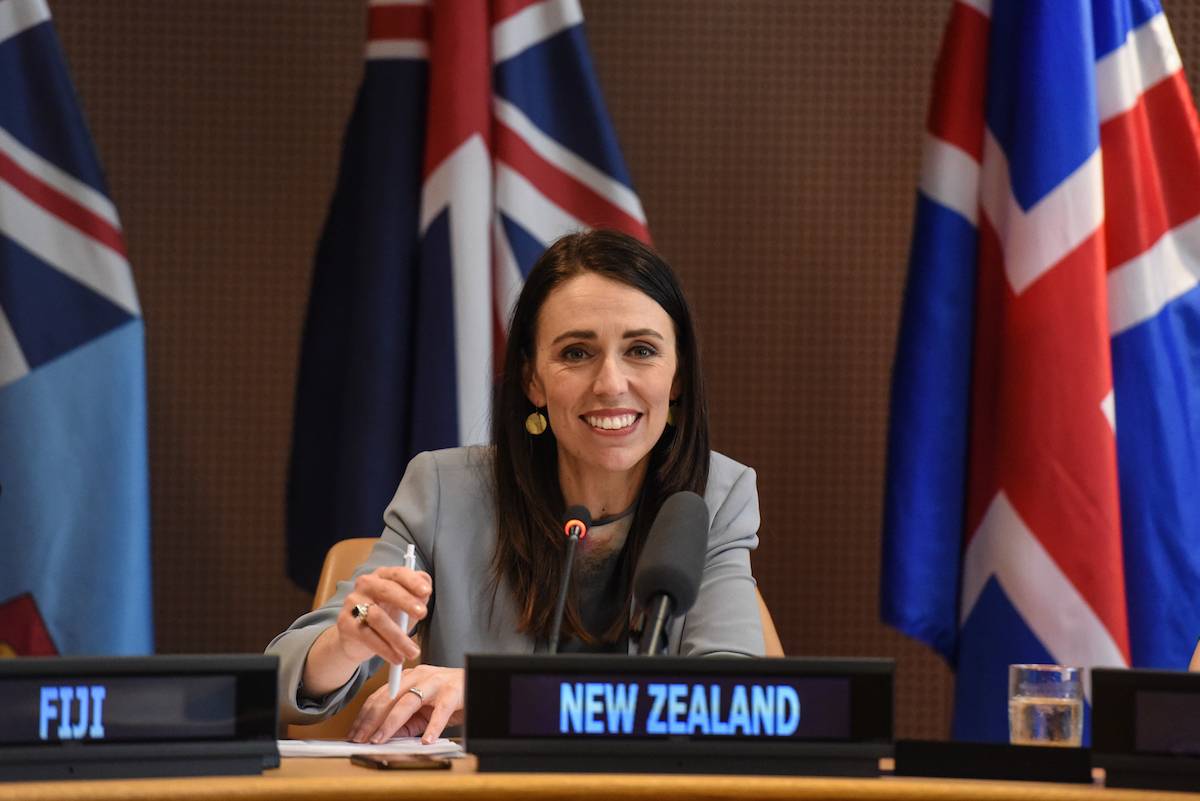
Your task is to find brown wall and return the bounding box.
[44,0,1200,740]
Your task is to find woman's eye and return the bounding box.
[629,344,657,358]
[562,346,589,361]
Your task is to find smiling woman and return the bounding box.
[493,231,715,648]
[267,230,765,745]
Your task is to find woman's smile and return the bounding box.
[582,409,642,433]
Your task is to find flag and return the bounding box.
[883,0,1200,741]
[287,0,649,591]
[0,0,152,655]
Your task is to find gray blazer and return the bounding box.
[268,446,763,723]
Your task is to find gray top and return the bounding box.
[267,446,764,723]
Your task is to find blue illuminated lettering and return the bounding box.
[667,684,688,734]
[71,685,90,739]
[560,682,584,733]
[646,684,668,734]
[39,687,57,740]
[57,686,76,739]
[562,682,640,734]
[584,683,606,734]
[605,683,638,734]
[39,685,106,741]
[751,685,775,735]
[728,685,751,734]
[560,680,801,738]
[89,687,107,738]
[776,686,800,735]
[686,684,710,734]
[709,685,731,734]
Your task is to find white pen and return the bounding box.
[388,543,417,699]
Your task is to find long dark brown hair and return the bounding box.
[491,229,710,645]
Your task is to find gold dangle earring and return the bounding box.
[667,402,678,427]
[525,408,548,435]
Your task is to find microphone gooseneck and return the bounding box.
[548,505,591,654]
[633,491,709,655]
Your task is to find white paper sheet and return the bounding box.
[278,737,464,758]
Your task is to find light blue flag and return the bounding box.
[0,0,152,656]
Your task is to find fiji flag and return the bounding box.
[287,0,648,590]
[883,0,1200,741]
[0,0,152,655]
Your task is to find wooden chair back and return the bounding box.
[285,538,383,740]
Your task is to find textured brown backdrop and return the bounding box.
[43,0,1200,740]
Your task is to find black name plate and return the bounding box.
[1093,667,1200,791]
[0,655,279,782]
[466,654,893,775]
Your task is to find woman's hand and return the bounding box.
[333,566,431,665]
[347,665,465,744]
[301,565,431,698]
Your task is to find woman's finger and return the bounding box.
[369,566,433,603]
[420,697,457,744]
[369,690,425,743]
[347,684,395,743]
[337,594,410,661]
[354,668,435,743]
[353,573,429,622]
[373,666,441,741]
[405,666,462,743]
[344,613,410,664]
[327,594,383,664]
[339,592,420,662]
[357,604,421,661]
[395,706,432,738]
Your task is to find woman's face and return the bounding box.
[525,272,680,483]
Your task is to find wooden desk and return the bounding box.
[0,757,1196,801]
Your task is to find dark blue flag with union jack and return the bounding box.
[884,0,1200,741]
[287,0,648,590]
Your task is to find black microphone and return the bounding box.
[634,491,708,655]
[547,505,591,654]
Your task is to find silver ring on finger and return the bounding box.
[407,686,425,701]
[351,603,372,624]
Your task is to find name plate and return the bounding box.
[0,655,279,781]
[1093,667,1200,791]
[466,654,893,775]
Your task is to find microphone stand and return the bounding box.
[547,527,582,654]
[638,594,672,656]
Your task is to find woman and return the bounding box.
[268,230,764,744]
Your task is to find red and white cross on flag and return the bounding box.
[884,0,1200,741]
[287,0,648,590]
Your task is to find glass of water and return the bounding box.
[1008,664,1083,747]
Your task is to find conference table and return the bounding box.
[1,756,1197,801]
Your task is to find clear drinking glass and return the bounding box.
[1008,664,1083,747]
